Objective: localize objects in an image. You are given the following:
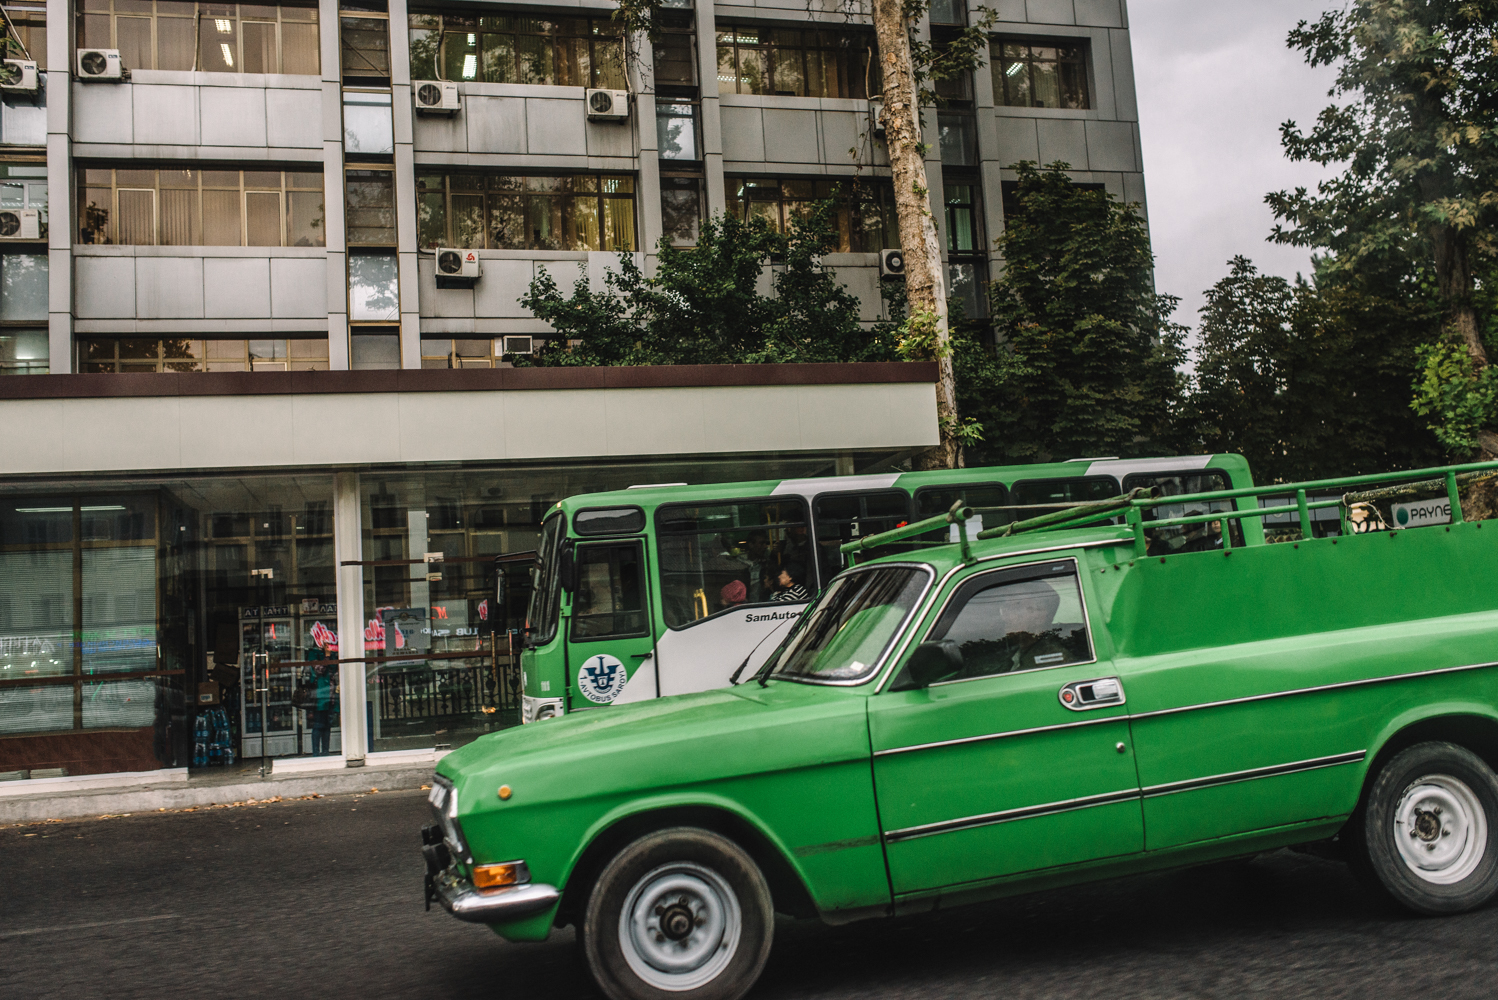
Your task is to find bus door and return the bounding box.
[565,538,658,709]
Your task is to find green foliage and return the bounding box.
[517,206,901,367]
[1189,257,1445,481]
[1414,340,1498,452]
[968,162,1187,464]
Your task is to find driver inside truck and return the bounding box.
[994,578,1069,673]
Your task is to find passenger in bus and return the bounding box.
[771,560,811,603]
[743,531,774,602]
[720,580,748,607]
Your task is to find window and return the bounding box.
[938,113,976,167]
[80,337,331,372]
[574,507,646,536]
[76,0,319,74]
[345,168,395,245]
[1123,471,1245,554]
[416,173,637,252]
[7,0,47,68]
[406,11,624,89]
[340,8,389,81]
[0,329,47,374]
[420,338,533,368]
[715,26,875,98]
[944,180,986,320]
[660,175,703,247]
[1,252,47,321]
[993,38,1089,109]
[344,90,394,155]
[1,162,48,236]
[1011,477,1118,517]
[929,0,964,26]
[348,252,398,320]
[655,498,812,628]
[77,168,324,247]
[524,512,564,647]
[768,565,930,683]
[349,324,399,367]
[813,490,909,581]
[725,177,897,252]
[657,102,699,161]
[914,483,1011,538]
[571,541,647,640]
[903,561,1092,684]
[652,10,695,88]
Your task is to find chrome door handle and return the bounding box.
[1059,676,1125,711]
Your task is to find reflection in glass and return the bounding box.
[343,90,394,155]
[0,254,48,323]
[348,250,399,321]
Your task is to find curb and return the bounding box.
[0,763,435,824]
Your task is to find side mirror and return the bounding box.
[495,565,507,607]
[558,540,577,593]
[905,640,964,689]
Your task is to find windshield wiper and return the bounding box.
[729,615,796,685]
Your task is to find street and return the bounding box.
[4,789,1498,1000]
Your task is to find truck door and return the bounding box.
[869,557,1144,895]
[565,538,658,709]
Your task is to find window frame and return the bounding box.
[991,36,1091,110]
[724,175,898,253]
[75,0,320,74]
[415,171,638,252]
[569,538,651,643]
[899,556,1098,690]
[653,494,813,632]
[407,9,625,88]
[811,487,912,583]
[76,167,325,248]
[714,23,876,99]
[1010,476,1121,515]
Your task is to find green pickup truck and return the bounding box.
[422,463,1498,1000]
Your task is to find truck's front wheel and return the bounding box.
[582,827,773,1000]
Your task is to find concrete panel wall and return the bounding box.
[73,249,328,331]
[718,97,888,171]
[411,85,637,163]
[0,381,939,475]
[72,75,322,157]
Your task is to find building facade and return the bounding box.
[0,0,1145,780]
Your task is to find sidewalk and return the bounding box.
[0,752,443,825]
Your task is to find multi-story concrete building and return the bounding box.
[0,0,1145,780]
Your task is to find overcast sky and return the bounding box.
[1129,0,1340,332]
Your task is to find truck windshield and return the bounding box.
[769,565,930,683]
[525,513,564,647]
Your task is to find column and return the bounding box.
[388,0,420,368]
[694,1,726,218]
[334,471,368,764]
[46,0,72,372]
[320,0,350,369]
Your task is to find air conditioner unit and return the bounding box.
[0,209,41,241]
[869,96,886,137]
[414,80,461,115]
[77,48,126,81]
[0,59,38,93]
[435,247,480,287]
[879,248,905,279]
[586,88,630,122]
[502,336,533,356]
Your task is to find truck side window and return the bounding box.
[925,563,1093,681]
[571,542,647,640]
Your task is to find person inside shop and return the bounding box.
[303,650,339,756]
[771,559,811,603]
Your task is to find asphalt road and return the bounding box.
[5,789,1498,1000]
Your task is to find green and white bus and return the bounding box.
[518,454,1256,721]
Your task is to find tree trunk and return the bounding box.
[870,0,959,469]
[1431,223,1487,366]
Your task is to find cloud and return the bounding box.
[1130,0,1339,330]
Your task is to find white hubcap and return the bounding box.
[619,862,742,991]
[1393,773,1488,885]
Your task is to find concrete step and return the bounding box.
[0,756,439,825]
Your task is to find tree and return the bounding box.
[1190,257,1444,482]
[517,207,901,366]
[1268,1,1498,453]
[970,162,1186,464]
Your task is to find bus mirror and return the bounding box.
[559,541,577,593]
[906,640,963,689]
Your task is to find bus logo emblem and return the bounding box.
[578,654,628,703]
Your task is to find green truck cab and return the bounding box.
[423,463,1498,1000]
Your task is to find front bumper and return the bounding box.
[430,868,560,924]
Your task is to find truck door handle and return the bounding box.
[1059,676,1125,711]
[631,652,653,660]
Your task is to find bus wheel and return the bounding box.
[582,827,773,1000]
[1359,741,1498,914]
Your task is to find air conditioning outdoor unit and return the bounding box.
[586,88,629,122]
[435,247,481,287]
[869,95,886,137]
[0,59,39,93]
[0,209,40,241]
[414,80,461,115]
[502,336,533,356]
[76,48,126,81]
[879,248,905,280]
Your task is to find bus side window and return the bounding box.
[1122,471,1243,553]
[1010,477,1120,518]
[914,484,1012,540]
[812,490,911,582]
[655,498,811,629]
[571,542,648,640]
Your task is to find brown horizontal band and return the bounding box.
[339,550,535,567]
[0,362,938,401]
[240,649,501,669]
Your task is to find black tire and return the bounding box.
[581,827,774,1000]
[1354,741,1498,914]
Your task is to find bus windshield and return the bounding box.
[525,513,564,647]
[769,565,930,683]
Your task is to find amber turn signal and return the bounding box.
[497,784,513,800]
[472,862,523,889]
